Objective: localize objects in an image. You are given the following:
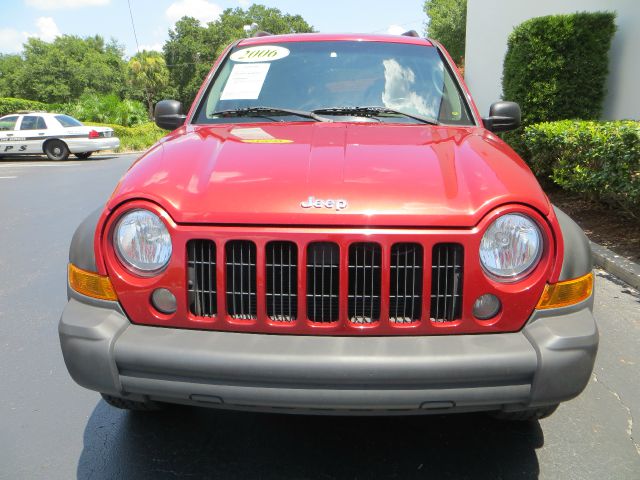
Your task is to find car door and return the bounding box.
[0,115,21,155]
[18,115,49,154]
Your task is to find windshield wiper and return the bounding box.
[313,107,439,125]
[209,106,331,122]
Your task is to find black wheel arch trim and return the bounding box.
[553,205,593,281]
[69,207,103,273]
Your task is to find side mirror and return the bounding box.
[154,100,186,131]
[483,101,521,133]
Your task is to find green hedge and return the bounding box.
[503,12,616,126]
[524,121,640,217]
[0,97,50,116]
[85,122,166,151]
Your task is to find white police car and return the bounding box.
[0,112,120,160]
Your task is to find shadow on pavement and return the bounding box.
[0,154,117,162]
[78,400,543,479]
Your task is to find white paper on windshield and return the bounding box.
[220,63,270,100]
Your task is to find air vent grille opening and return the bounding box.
[266,241,298,321]
[187,240,217,318]
[348,243,382,323]
[430,243,464,322]
[306,242,340,322]
[389,243,423,323]
[225,240,257,320]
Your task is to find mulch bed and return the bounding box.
[545,186,640,263]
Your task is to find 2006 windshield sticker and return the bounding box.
[230,45,290,63]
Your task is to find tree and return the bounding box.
[0,54,24,98]
[164,4,314,106]
[423,0,467,64]
[128,51,170,117]
[13,35,127,103]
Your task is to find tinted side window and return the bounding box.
[20,116,45,130]
[0,116,18,131]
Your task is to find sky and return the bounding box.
[0,0,427,56]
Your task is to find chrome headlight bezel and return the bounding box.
[112,208,172,276]
[479,212,544,283]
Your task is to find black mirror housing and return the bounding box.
[483,101,521,133]
[154,100,187,131]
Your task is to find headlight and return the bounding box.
[479,213,543,282]
[113,209,172,275]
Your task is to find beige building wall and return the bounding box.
[464,0,639,120]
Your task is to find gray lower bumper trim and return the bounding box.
[59,294,598,414]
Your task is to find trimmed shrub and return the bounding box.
[503,12,616,126]
[0,97,50,116]
[524,121,640,218]
[85,122,166,152]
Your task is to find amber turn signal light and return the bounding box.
[68,264,118,301]
[536,272,593,310]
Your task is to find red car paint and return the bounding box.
[93,34,565,335]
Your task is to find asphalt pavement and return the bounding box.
[1,154,638,479]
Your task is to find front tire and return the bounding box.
[490,404,559,421]
[75,152,93,159]
[44,140,69,161]
[100,393,165,411]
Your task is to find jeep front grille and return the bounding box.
[185,238,465,332]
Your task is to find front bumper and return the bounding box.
[59,291,598,415]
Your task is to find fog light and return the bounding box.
[473,294,501,320]
[151,288,177,314]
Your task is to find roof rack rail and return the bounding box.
[252,31,272,38]
[402,30,420,37]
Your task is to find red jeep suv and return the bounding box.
[60,33,597,420]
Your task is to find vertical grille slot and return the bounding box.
[389,243,423,323]
[430,243,463,322]
[306,242,339,322]
[187,240,217,318]
[348,243,381,323]
[266,241,298,322]
[225,241,257,320]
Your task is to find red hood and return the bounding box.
[108,122,549,227]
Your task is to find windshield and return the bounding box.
[194,41,474,125]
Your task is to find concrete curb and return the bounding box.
[591,241,640,291]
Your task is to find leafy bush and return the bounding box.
[524,121,640,217]
[85,122,166,151]
[503,12,616,126]
[0,97,50,116]
[62,94,148,127]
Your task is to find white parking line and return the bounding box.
[0,176,17,179]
